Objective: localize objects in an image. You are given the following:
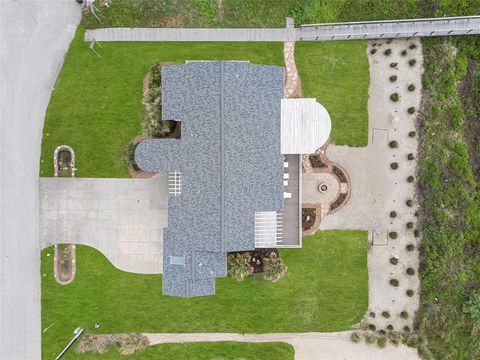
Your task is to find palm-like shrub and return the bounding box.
[262,253,288,283]
[227,252,253,282]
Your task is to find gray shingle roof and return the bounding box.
[135,61,284,297]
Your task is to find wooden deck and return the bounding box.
[281,154,301,247]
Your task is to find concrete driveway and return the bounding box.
[0,1,80,358]
[40,174,168,274]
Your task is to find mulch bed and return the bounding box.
[302,208,316,231]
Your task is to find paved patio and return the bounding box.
[40,174,168,274]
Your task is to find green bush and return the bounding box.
[403,326,411,333]
[351,332,362,343]
[377,337,387,348]
[384,49,392,56]
[378,329,386,335]
[407,153,415,160]
[413,229,420,237]
[227,252,253,282]
[262,253,288,283]
[406,221,414,229]
[388,331,402,346]
[390,278,399,287]
[408,84,416,91]
[407,175,414,183]
[406,267,415,275]
[406,199,413,207]
[382,311,391,318]
[390,93,400,102]
[365,334,376,345]
[408,131,416,137]
[368,323,376,331]
[390,211,397,218]
[401,49,408,56]
[389,232,398,239]
[406,289,414,297]
[389,140,399,148]
[390,62,398,68]
[370,48,377,55]
[409,44,417,50]
[390,162,399,170]
[400,311,409,319]
[407,107,416,114]
[389,75,397,82]
[406,244,415,251]
[387,324,394,331]
[409,59,416,66]
[390,257,399,265]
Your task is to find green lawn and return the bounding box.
[70,342,294,360]
[40,28,369,178]
[296,41,369,146]
[41,230,368,359]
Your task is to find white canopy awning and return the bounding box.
[281,98,332,154]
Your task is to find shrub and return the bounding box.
[414,211,419,217]
[407,107,416,114]
[387,324,394,331]
[390,257,399,265]
[77,333,149,356]
[370,48,377,54]
[365,334,377,344]
[390,162,399,170]
[389,232,398,239]
[403,326,411,332]
[463,292,480,322]
[406,244,415,251]
[262,253,288,283]
[390,278,399,287]
[407,176,414,183]
[408,84,416,91]
[406,199,414,207]
[389,75,397,82]
[406,289,414,297]
[377,337,387,348]
[123,143,139,171]
[368,323,377,331]
[390,211,397,218]
[390,93,400,102]
[400,311,409,319]
[401,49,408,56]
[406,267,415,275]
[384,49,392,56]
[351,332,362,343]
[390,62,398,68]
[388,331,402,346]
[413,229,420,237]
[408,131,416,137]
[378,329,387,335]
[369,311,376,318]
[407,153,415,160]
[406,221,414,229]
[227,252,253,281]
[382,311,391,318]
[409,43,417,49]
[409,59,416,66]
[389,140,398,148]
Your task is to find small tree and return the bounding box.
[227,252,253,282]
[262,253,288,283]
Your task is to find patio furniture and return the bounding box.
[283,173,289,180]
[284,192,292,199]
[284,180,288,186]
[284,161,289,168]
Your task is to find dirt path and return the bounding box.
[145,332,419,360]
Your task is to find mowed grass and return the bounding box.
[69,342,294,360]
[296,41,369,146]
[41,230,368,359]
[40,28,284,178]
[40,28,369,178]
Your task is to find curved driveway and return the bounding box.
[0,1,79,358]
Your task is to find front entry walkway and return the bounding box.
[40,174,168,274]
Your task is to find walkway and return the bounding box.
[0,1,80,359]
[145,332,420,360]
[85,15,480,42]
[40,174,168,274]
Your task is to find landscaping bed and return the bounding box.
[302,208,316,231]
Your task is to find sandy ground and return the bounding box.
[146,332,419,360]
[320,38,423,332]
[0,1,80,358]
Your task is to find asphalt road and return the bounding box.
[0,1,80,358]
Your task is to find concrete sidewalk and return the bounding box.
[40,174,168,274]
[0,1,80,359]
[145,331,420,360]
